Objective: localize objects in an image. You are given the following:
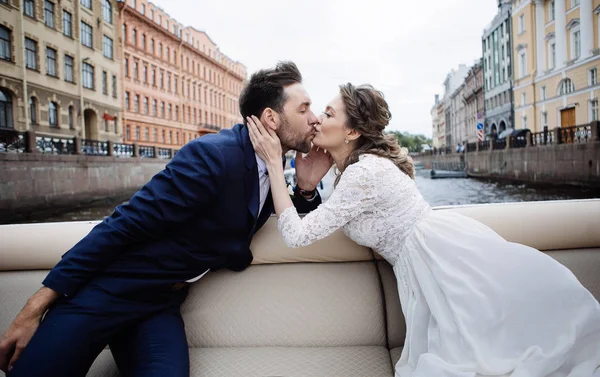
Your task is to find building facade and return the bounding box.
[512,0,599,132]
[483,0,514,137]
[431,94,442,148]
[463,61,485,143]
[0,0,122,141]
[442,64,469,148]
[120,0,247,148]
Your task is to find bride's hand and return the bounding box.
[246,115,282,165]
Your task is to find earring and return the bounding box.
[344,138,349,144]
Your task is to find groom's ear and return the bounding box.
[261,108,280,130]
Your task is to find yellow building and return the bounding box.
[512,0,599,132]
[0,0,122,141]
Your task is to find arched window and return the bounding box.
[48,101,59,127]
[0,89,13,128]
[557,78,575,95]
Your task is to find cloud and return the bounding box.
[151,0,498,137]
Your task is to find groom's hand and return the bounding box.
[295,145,333,191]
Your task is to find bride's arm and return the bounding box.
[273,162,380,248]
[246,115,381,248]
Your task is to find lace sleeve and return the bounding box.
[277,160,383,248]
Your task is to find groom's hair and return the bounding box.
[239,61,302,123]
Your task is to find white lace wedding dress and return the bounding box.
[277,154,600,377]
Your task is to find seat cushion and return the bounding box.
[545,248,600,301]
[182,262,386,347]
[86,347,394,377]
[390,347,403,368]
[377,262,405,349]
[190,346,393,377]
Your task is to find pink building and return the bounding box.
[119,0,246,148]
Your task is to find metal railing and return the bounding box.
[0,129,27,153]
[36,135,75,154]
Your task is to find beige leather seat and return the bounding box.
[1,200,599,376]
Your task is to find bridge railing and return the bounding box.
[0,130,178,160]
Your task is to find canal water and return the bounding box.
[10,170,600,224]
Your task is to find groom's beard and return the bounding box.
[277,114,311,154]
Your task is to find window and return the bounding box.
[160,101,165,117]
[143,97,148,114]
[29,97,37,124]
[558,78,575,95]
[68,106,74,129]
[135,126,140,140]
[143,65,147,83]
[122,24,127,41]
[132,29,137,46]
[150,39,155,54]
[81,0,91,9]
[24,0,34,18]
[112,75,117,98]
[166,47,170,61]
[102,0,112,24]
[48,101,58,127]
[572,0,580,7]
[141,3,145,14]
[168,104,172,119]
[549,41,556,69]
[0,26,10,61]
[46,48,57,77]
[151,68,155,85]
[142,34,146,50]
[519,51,526,78]
[159,71,164,88]
[126,125,131,140]
[125,92,130,110]
[25,38,36,69]
[144,127,149,141]
[63,11,72,37]
[572,29,581,59]
[522,116,527,130]
[0,90,13,129]
[158,43,162,58]
[44,1,54,28]
[81,22,93,48]
[124,58,129,77]
[590,68,598,86]
[518,14,524,34]
[175,105,179,120]
[591,100,599,121]
[152,99,157,116]
[521,92,526,106]
[103,36,113,59]
[150,9,154,21]
[133,61,138,79]
[134,95,139,112]
[542,112,548,128]
[82,62,94,89]
[541,86,546,100]
[153,128,157,142]
[549,1,555,21]
[102,71,108,95]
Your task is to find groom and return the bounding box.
[0,61,331,377]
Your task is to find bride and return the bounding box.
[245,83,600,377]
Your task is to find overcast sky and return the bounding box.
[152,0,498,137]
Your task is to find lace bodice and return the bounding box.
[278,154,430,264]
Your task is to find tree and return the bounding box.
[387,131,432,153]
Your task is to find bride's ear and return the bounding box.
[261,108,280,131]
[346,128,361,142]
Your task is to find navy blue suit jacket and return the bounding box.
[42,124,321,298]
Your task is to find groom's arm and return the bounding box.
[41,140,227,298]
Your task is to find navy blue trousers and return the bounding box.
[8,281,190,377]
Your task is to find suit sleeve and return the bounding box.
[291,189,322,214]
[42,140,226,297]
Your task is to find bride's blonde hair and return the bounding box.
[335,83,414,185]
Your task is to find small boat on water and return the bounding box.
[430,169,468,179]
